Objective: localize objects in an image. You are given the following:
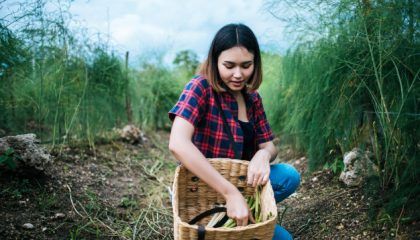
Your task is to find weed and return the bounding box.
[0,148,18,169]
[323,157,344,175]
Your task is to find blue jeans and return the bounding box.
[270,163,300,240]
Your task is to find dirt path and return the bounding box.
[276,147,416,240]
[0,131,417,239]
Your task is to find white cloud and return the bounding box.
[110,14,141,44]
[68,0,289,64]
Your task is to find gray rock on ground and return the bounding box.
[0,134,52,171]
[118,124,148,144]
[339,148,378,187]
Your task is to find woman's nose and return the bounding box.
[233,67,242,78]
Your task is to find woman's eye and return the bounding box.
[242,64,251,69]
[224,65,234,69]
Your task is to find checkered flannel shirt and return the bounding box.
[168,75,274,159]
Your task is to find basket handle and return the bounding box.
[188,207,228,240]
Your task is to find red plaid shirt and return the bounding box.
[169,75,274,159]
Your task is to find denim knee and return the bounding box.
[269,163,300,202]
[273,224,293,240]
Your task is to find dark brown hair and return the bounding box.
[199,23,262,92]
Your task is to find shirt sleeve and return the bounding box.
[168,77,208,127]
[254,92,275,145]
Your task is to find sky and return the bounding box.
[67,0,290,64]
[1,0,292,65]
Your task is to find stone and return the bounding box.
[22,223,34,229]
[118,124,148,144]
[0,134,52,172]
[339,148,378,187]
[54,213,65,219]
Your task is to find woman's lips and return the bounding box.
[231,81,244,87]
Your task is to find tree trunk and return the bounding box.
[125,51,133,124]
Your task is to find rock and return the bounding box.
[289,192,300,198]
[339,148,378,187]
[22,223,34,229]
[88,163,98,172]
[118,124,148,144]
[121,177,133,182]
[54,213,65,219]
[0,134,52,172]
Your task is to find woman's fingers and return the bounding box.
[237,215,248,226]
[248,163,270,187]
[252,174,259,187]
[236,218,243,226]
[257,175,265,186]
[247,171,254,186]
[249,172,270,187]
[233,216,247,226]
[252,172,270,187]
[248,209,256,224]
[261,173,270,186]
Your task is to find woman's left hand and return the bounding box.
[247,149,271,187]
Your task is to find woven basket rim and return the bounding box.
[173,158,278,231]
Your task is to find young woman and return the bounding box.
[168,23,300,240]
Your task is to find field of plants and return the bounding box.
[1,0,418,239]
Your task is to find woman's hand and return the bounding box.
[247,149,271,187]
[225,189,249,226]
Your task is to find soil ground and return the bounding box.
[0,131,418,239]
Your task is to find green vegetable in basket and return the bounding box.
[222,185,268,228]
[222,218,237,228]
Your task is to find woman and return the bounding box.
[168,23,300,240]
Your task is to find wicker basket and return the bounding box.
[172,158,277,240]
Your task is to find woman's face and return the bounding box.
[217,46,254,93]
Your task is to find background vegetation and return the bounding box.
[264,0,419,225]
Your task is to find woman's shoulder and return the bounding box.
[185,75,211,91]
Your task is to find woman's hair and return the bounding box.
[199,23,262,92]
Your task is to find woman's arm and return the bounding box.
[258,141,278,162]
[169,116,250,226]
[169,116,236,198]
[247,141,278,187]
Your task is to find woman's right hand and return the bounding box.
[225,189,249,226]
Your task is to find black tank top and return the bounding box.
[238,120,255,161]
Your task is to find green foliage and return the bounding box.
[173,49,199,77]
[0,23,31,134]
[133,56,183,130]
[119,196,138,208]
[0,0,133,146]
[259,51,283,127]
[84,189,101,214]
[0,1,193,144]
[323,157,344,175]
[36,190,58,212]
[0,148,18,169]
[266,0,419,224]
